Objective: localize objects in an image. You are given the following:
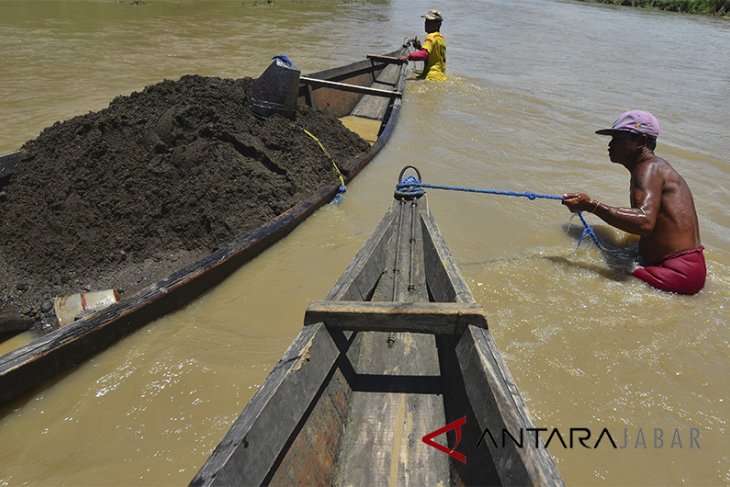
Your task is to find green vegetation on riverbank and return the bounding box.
[577,0,729,16]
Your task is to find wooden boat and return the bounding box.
[190,168,564,486]
[0,49,408,405]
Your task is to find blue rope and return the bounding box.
[412,181,563,201]
[396,177,606,251]
[574,211,605,251]
[395,176,426,198]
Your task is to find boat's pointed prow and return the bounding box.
[190,167,564,486]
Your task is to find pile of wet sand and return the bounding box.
[0,75,369,330]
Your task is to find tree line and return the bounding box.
[576,0,729,16]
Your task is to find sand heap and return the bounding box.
[0,74,369,329]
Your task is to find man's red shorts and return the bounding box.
[632,246,706,295]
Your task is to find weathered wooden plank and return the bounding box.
[358,64,406,151]
[303,301,487,335]
[366,54,406,65]
[334,332,448,486]
[350,62,404,121]
[435,334,503,486]
[299,77,401,98]
[332,186,449,485]
[302,56,387,86]
[266,365,351,486]
[394,199,414,301]
[420,209,477,305]
[190,324,341,487]
[297,56,391,118]
[456,326,565,486]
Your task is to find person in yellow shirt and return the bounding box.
[399,9,446,82]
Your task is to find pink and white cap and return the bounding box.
[596,110,660,138]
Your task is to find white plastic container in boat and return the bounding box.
[54,289,120,327]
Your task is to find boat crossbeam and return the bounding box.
[299,76,402,98]
[304,300,488,335]
[366,54,406,65]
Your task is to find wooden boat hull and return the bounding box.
[0,50,408,405]
[191,176,564,486]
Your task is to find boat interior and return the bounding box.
[192,188,561,486]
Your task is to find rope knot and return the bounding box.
[526,192,537,200]
[395,175,425,199]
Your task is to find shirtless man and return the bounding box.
[562,110,706,295]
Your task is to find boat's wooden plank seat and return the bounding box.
[351,61,403,120]
[299,77,401,99]
[304,301,488,335]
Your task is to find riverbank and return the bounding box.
[576,0,729,16]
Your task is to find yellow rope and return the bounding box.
[302,128,346,188]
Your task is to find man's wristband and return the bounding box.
[591,200,600,213]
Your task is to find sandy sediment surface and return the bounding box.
[0,74,368,331]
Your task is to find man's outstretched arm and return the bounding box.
[562,166,663,237]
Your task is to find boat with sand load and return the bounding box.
[190,167,564,487]
[0,48,408,405]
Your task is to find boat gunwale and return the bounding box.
[421,201,564,484]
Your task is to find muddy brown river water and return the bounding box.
[0,0,728,485]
